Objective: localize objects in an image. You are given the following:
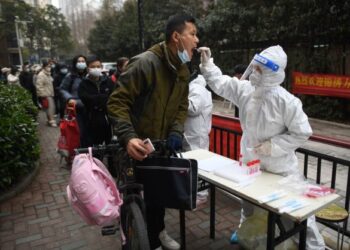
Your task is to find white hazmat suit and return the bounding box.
[199,45,325,249]
[183,74,213,151]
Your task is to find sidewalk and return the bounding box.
[0,112,240,250]
[1,109,349,249]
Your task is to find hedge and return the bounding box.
[0,83,40,190]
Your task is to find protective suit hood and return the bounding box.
[241,45,287,87]
[259,45,287,87]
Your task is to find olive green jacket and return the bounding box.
[107,42,190,147]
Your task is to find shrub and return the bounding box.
[0,84,40,190]
[300,95,350,124]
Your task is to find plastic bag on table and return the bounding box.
[237,207,297,250]
[278,173,309,195]
[304,185,335,198]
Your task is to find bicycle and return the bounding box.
[75,142,152,250]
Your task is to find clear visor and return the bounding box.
[240,53,280,80]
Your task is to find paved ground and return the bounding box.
[0,112,241,250]
[1,107,350,250]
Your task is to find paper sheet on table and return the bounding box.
[198,156,237,172]
[214,166,255,184]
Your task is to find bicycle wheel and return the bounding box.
[122,202,150,250]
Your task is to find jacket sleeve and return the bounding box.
[270,97,312,157]
[169,84,188,137]
[59,74,74,102]
[107,58,150,146]
[200,59,252,107]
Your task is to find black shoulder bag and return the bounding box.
[134,151,198,210]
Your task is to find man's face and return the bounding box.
[177,22,199,60]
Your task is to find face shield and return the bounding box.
[241,53,280,80]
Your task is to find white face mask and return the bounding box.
[177,37,190,64]
[89,68,102,77]
[76,62,87,70]
[60,68,68,74]
[249,70,262,87]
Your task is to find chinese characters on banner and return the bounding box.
[292,72,350,99]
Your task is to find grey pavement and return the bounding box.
[1,104,350,249]
[0,111,240,250]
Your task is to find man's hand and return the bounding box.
[127,138,148,161]
[68,99,76,106]
[198,47,211,65]
[167,134,183,151]
[254,140,272,156]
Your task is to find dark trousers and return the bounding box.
[146,203,165,249]
[76,110,92,148]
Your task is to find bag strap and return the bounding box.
[66,102,76,117]
[168,148,182,159]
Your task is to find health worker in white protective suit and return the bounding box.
[183,74,213,151]
[198,45,325,250]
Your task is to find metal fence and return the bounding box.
[210,124,350,237]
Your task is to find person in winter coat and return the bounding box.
[199,45,325,250]
[108,14,199,250]
[78,55,115,146]
[7,66,20,86]
[36,61,57,127]
[110,57,129,84]
[183,74,212,151]
[53,63,69,118]
[19,63,39,108]
[59,55,88,146]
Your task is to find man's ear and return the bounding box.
[171,31,180,44]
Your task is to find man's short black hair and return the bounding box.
[233,64,247,75]
[86,55,101,66]
[165,14,195,43]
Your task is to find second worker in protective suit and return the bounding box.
[183,74,213,151]
[199,45,325,249]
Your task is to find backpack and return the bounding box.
[66,148,123,226]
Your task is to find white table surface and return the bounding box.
[183,149,341,223]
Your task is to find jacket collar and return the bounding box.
[149,42,183,73]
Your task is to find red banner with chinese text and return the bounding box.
[292,72,350,99]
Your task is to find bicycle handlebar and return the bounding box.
[74,143,121,155]
[74,139,170,156]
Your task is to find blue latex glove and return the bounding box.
[167,134,182,151]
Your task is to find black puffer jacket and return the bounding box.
[78,76,115,145]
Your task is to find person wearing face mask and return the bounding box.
[60,55,89,146]
[53,63,69,118]
[19,62,40,109]
[7,66,20,86]
[78,55,115,147]
[108,14,199,250]
[199,45,325,249]
[110,57,129,84]
[36,61,57,127]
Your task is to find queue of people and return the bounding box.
[0,13,326,250]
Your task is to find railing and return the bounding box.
[296,147,350,236]
[212,113,350,149]
[210,124,350,237]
